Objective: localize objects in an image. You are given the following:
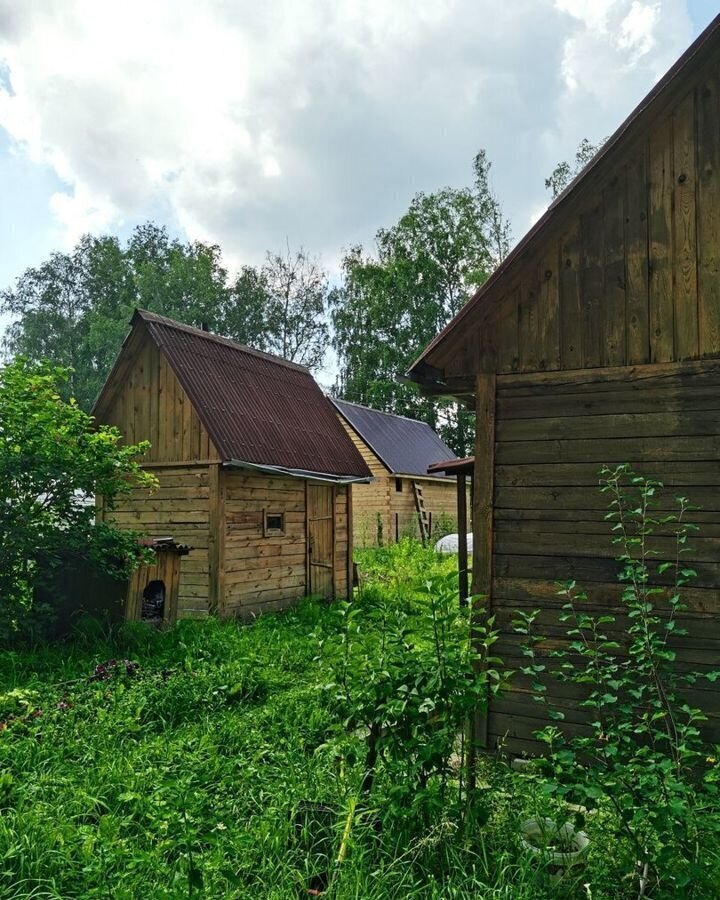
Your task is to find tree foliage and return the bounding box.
[2,225,330,409]
[544,137,606,199]
[331,151,510,454]
[0,358,156,622]
[230,247,330,370]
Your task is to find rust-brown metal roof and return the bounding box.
[135,310,371,479]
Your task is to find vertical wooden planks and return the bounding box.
[559,223,583,369]
[673,91,700,359]
[602,174,626,366]
[625,147,651,364]
[518,274,540,372]
[537,252,561,371]
[648,117,675,362]
[580,200,604,367]
[697,72,720,357]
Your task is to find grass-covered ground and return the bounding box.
[0,542,713,898]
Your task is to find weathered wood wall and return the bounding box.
[432,57,720,381]
[105,467,211,617]
[487,361,720,754]
[222,471,351,617]
[101,328,219,464]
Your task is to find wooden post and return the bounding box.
[207,463,225,616]
[468,374,496,785]
[346,484,354,598]
[456,471,469,605]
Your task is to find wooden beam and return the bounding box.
[470,373,496,764]
[456,471,469,605]
[346,484,354,599]
[207,463,225,615]
[472,374,496,601]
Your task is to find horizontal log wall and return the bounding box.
[389,477,460,542]
[222,473,351,617]
[339,417,391,547]
[491,361,720,754]
[105,467,210,617]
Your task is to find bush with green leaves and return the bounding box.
[0,357,156,628]
[318,568,509,827]
[515,464,720,896]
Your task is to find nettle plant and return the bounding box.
[319,572,507,826]
[514,464,720,895]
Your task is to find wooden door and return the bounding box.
[307,484,335,598]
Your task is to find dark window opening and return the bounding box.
[395,478,403,493]
[141,579,165,623]
[264,511,285,535]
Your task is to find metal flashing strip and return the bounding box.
[224,458,371,485]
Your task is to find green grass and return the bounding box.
[0,541,710,898]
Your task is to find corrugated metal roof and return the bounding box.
[135,310,371,479]
[332,398,457,477]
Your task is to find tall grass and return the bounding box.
[0,541,708,898]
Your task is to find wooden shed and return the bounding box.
[94,310,371,619]
[331,399,459,546]
[407,16,720,754]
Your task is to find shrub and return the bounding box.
[515,464,720,895]
[0,358,156,632]
[319,569,508,827]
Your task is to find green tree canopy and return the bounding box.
[2,225,330,409]
[331,151,510,455]
[544,137,606,199]
[0,358,156,620]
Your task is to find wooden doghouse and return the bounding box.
[408,15,720,753]
[124,537,191,626]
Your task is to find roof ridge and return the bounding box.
[331,396,441,428]
[134,308,310,374]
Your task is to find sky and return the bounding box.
[0,0,718,314]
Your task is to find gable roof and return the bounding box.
[96,310,371,480]
[332,398,457,477]
[408,13,720,381]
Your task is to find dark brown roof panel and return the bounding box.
[332,398,457,477]
[135,310,371,479]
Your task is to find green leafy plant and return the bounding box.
[515,464,720,896]
[0,358,156,631]
[319,570,508,826]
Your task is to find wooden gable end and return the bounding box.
[98,326,219,465]
[432,52,720,382]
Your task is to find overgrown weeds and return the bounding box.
[0,538,717,898]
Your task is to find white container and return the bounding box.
[520,817,589,868]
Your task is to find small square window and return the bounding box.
[395,478,403,493]
[264,511,285,535]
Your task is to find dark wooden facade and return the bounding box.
[409,16,720,754]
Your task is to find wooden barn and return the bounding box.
[94,310,371,619]
[331,399,459,546]
[407,15,720,754]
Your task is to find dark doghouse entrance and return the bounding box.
[124,538,191,626]
[141,579,165,624]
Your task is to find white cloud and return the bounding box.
[0,0,695,266]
